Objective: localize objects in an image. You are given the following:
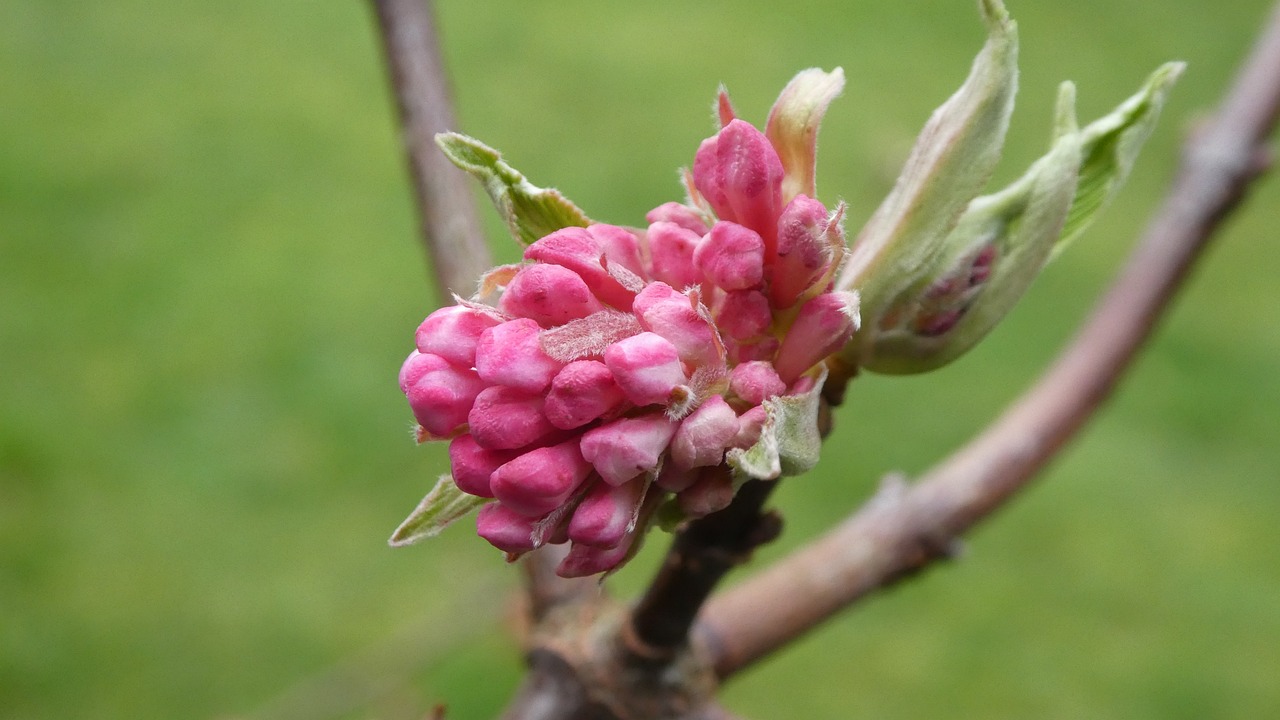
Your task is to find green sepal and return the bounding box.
[1052,61,1185,258]
[436,132,592,246]
[388,474,490,547]
[726,367,828,481]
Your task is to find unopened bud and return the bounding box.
[448,434,516,498]
[401,351,486,438]
[500,263,603,327]
[489,439,594,518]
[580,412,678,486]
[475,318,565,394]
[646,221,704,289]
[694,221,766,291]
[729,361,786,406]
[693,119,784,247]
[414,305,502,367]
[467,385,557,451]
[568,479,644,548]
[603,331,688,407]
[670,395,740,469]
[476,502,538,554]
[544,360,627,430]
[774,291,859,382]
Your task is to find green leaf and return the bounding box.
[1052,61,1185,258]
[837,0,1019,367]
[388,475,489,547]
[726,367,828,481]
[865,82,1084,374]
[435,132,592,246]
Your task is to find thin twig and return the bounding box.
[370,0,491,303]
[697,0,1280,679]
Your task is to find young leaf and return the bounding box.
[388,474,490,547]
[436,132,592,246]
[1052,61,1186,258]
[726,367,828,480]
[837,0,1019,365]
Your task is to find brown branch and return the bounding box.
[697,0,1280,680]
[370,0,491,303]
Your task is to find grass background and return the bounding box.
[2,0,1277,717]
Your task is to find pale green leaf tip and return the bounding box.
[435,132,499,172]
[1053,82,1079,139]
[388,474,488,548]
[979,0,1013,34]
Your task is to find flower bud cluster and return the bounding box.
[401,98,857,577]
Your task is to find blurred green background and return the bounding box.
[3,0,1277,717]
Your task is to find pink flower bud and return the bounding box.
[646,221,704,289]
[771,194,833,308]
[773,291,859,383]
[632,283,720,366]
[499,263,603,327]
[603,331,688,407]
[557,536,635,578]
[677,466,735,518]
[646,201,709,235]
[729,361,786,406]
[580,412,678,486]
[568,478,644,548]
[475,318,564,393]
[449,433,517,498]
[544,360,627,430]
[476,502,537,554]
[694,221,765,291]
[414,305,502,367]
[467,385,557,451]
[655,463,698,492]
[587,224,646,279]
[524,227,636,309]
[692,119,785,247]
[733,405,768,448]
[716,289,772,340]
[489,439,594,517]
[729,336,781,365]
[401,351,487,437]
[670,395,740,469]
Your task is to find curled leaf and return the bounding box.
[436,132,591,246]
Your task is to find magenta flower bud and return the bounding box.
[467,385,557,451]
[580,412,678,485]
[414,305,502,367]
[475,318,564,393]
[544,360,627,430]
[729,336,780,364]
[476,502,538,554]
[671,395,740,469]
[603,331,688,407]
[401,351,487,437]
[646,201,710,235]
[729,361,786,405]
[716,289,772,340]
[733,405,768,448]
[771,194,834,308]
[677,466,735,518]
[632,283,720,366]
[773,291,860,383]
[524,227,636,309]
[655,463,698,492]
[586,224,646,279]
[692,119,785,247]
[499,263,603,327]
[557,536,635,578]
[694,221,765,291]
[449,433,517,498]
[568,478,644,548]
[646,221,704,289]
[489,439,594,517]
